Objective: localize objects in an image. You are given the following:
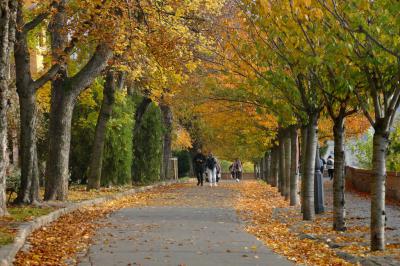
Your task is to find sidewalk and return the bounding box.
[272,178,400,265]
[15,181,294,266]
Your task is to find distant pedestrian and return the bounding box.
[320,156,326,174]
[233,158,243,182]
[229,163,234,179]
[327,155,334,180]
[193,149,206,186]
[206,152,218,187]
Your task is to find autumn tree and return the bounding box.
[42,0,225,199]
[317,0,400,251]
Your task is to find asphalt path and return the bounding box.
[77,182,293,266]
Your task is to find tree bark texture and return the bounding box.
[333,117,347,231]
[284,130,291,201]
[271,146,279,187]
[160,104,173,180]
[16,95,40,203]
[14,3,38,203]
[370,127,389,251]
[278,133,285,196]
[300,125,308,213]
[290,126,299,206]
[265,151,271,183]
[87,71,118,190]
[303,115,318,221]
[260,155,264,180]
[44,53,112,200]
[44,87,75,201]
[0,0,16,216]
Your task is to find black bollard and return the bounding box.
[314,144,325,214]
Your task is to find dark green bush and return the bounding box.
[132,102,163,184]
[70,78,135,185]
[101,97,134,186]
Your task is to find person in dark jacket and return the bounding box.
[193,149,206,186]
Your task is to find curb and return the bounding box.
[0,179,186,266]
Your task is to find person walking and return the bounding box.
[327,155,334,180]
[233,158,243,182]
[320,156,326,175]
[193,149,206,186]
[229,163,234,179]
[206,152,218,187]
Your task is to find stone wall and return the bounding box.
[345,166,400,201]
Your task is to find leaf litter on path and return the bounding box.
[16,180,396,266]
[14,183,188,266]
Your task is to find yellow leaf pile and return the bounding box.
[232,180,353,265]
[14,184,185,265]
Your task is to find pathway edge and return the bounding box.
[0,179,186,266]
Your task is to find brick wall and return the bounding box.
[345,166,400,201]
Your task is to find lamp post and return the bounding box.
[314,143,325,214]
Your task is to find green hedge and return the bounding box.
[131,102,163,184]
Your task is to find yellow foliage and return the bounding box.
[36,82,51,113]
[173,127,193,150]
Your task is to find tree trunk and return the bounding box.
[278,133,285,195]
[300,125,308,213]
[303,115,318,221]
[260,156,264,180]
[87,71,117,190]
[314,142,325,214]
[265,151,271,183]
[160,104,173,180]
[333,116,346,231]
[0,76,8,215]
[0,0,16,216]
[15,94,40,203]
[44,87,75,201]
[13,3,38,203]
[30,145,39,203]
[44,54,112,200]
[284,130,291,201]
[9,117,18,167]
[290,126,299,206]
[131,97,152,182]
[271,146,279,187]
[370,127,389,251]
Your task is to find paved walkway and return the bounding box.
[323,178,400,244]
[272,177,400,265]
[77,181,293,266]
